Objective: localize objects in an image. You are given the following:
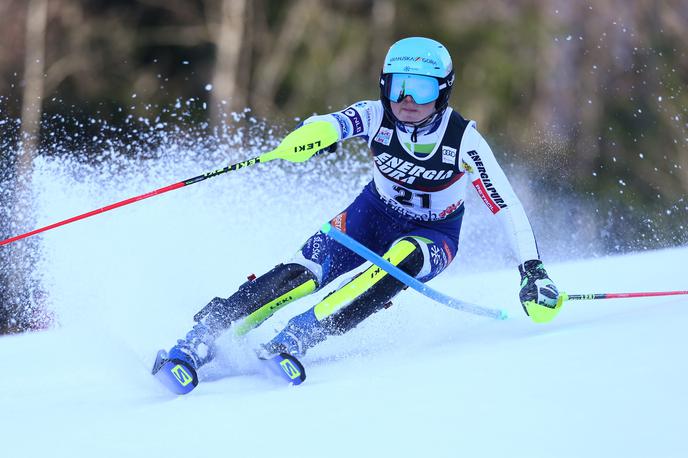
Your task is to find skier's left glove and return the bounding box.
[518,260,562,323]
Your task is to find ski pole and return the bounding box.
[561,290,688,301]
[0,121,338,247]
[321,223,508,320]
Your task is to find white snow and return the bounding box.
[1,145,687,458]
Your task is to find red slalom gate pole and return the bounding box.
[0,161,257,247]
[0,121,339,247]
[1,179,190,247]
[564,290,688,301]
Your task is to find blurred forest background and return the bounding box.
[0,0,686,333]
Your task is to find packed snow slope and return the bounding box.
[1,142,687,458]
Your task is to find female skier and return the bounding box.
[156,37,561,385]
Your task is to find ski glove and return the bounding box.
[518,260,562,323]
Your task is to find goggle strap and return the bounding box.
[383,74,447,89]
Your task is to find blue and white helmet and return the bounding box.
[379,37,455,125]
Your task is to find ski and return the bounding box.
[260,352,307,386]
[152,350,306,395]
[152,350,199,395]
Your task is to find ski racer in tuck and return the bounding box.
[158,37,563,378]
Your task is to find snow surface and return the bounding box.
[1,142,687,458]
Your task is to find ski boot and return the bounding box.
[256,310,318,385]
[152,322,217,395]
[258,308,328,359]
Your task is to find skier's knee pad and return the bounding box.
[386,237,426,278]
[194,263,318,331]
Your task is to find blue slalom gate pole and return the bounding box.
[321,223,508,320]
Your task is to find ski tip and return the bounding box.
[152,350,199,395]
[279,352,307,385]
[261,352,306,386]
[151,349,168,375]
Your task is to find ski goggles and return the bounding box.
[384,73,440,104]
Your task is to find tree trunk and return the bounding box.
[20,0,48,162]
[3,0,49,334]
[210,0,248,125]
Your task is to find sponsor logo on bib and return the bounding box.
[374,127,393,146]
[442,146,457,165]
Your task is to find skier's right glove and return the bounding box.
[313,141,337,157]
[295,120,338,157]
[518,260,563,323]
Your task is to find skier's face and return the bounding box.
[391,96,435,123]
